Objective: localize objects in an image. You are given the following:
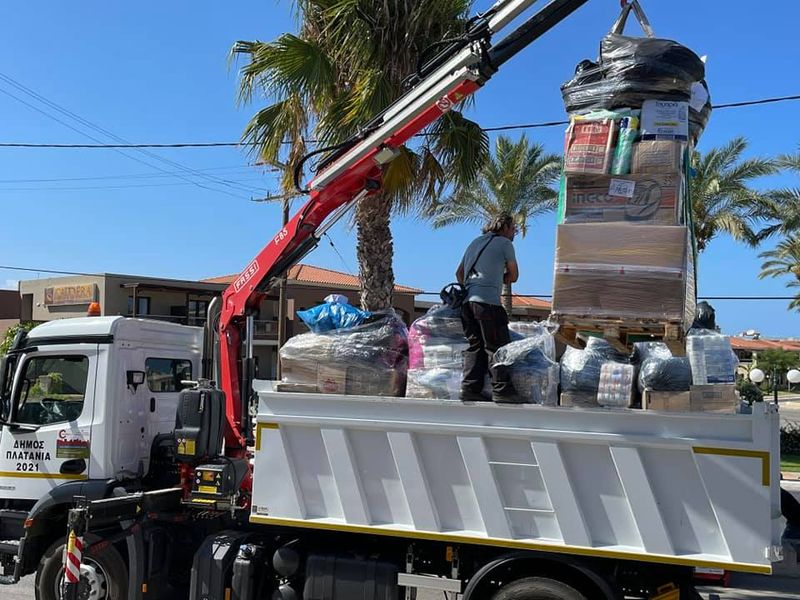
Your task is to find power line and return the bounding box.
[0,93,798,149]
[0,164,276,184]
[0,73,260,198]
[1,264,797,301]
[0,178,270,192]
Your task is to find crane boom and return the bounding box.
[217,0,590,455]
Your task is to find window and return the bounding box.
[15,355,89,425]
[127,296,151,316]
[145,358,192,393]
[188,299,209,326]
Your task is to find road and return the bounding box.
[781,399,800,427]
[5,572,800,600]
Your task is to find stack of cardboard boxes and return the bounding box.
[552,101,696,328]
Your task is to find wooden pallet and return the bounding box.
[554,315,686,356]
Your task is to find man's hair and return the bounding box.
[482,213,514,234]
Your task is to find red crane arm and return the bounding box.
[215,0,590,455]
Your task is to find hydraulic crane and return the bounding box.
[212,0,591,460]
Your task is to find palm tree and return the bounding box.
[755,151,800,240]
[690,137,777,252]
[231,0,488,311]
[430,134,562,313]
[758,235,800,310]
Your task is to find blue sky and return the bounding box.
[1,0,798,337]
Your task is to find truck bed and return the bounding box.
[251,381,784,574]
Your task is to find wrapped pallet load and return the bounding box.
[279,304,409,397]
[633,341,692,410]
[490,323,559,405]
[559,337,630,408]
[405,304,540,400]
[551,1,707,353]
[685,327,739,413]
[406,304,469,400]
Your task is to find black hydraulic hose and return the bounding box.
[488,0,591,68]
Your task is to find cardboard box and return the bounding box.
[317,365,348,395]
[564,119,617,175]
[563,174,683,225]
[346,366,405,397]
[632,140,686,175]
[641,100,689,140]
[690,384,738,413]
[642,390,691,411]
[560,391,600,408]
[552,223,695,325]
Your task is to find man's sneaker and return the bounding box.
[460,389,489,402]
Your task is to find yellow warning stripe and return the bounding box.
[249,515,772,575]
[693,447,771,486]
[254,422,279,451]
[0,471,87,480]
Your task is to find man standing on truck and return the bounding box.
[456,213,521,403]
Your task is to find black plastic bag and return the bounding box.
[561,1,705,114]
[633,342,692,392]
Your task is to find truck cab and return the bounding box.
[0,317,201,580]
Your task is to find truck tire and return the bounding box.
[35,539,128,600]
[492,577,587,600]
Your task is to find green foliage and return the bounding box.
[736,377,764,404]
[29,372,64,397]
[0,322,35,356]
[782,421,800,456]
[689,137,777,252]
[428,134,562,232]
[755,348,800,374]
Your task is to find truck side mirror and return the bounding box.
[127,370,146,393]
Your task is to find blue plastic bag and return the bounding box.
[296,294,370,333]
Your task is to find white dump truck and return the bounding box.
[0,1,791,598]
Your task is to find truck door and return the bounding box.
[0,345,98,500]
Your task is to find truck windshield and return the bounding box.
[15,355,89,425]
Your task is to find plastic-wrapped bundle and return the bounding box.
[560,337,629,393]
[296,294,369,333]
[686,328,737,385]
[508,321,557,362]
[597,362,635,408]
[492,337,559,406]
[560,3,705,115]
[280,309,408,396]
[406,304,467,400]
[633,342,692,392]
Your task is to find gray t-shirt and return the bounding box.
[460,233,516,306]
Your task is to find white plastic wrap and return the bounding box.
[492,333,559,406]
[406,304,467,400]
[280,309,408,396]
[597,362,635,408]
[560,337,630,394]
[686,328,737,385]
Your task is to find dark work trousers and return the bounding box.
[461,301,516,398]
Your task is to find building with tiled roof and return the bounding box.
[16,264,420,380]
[203,263,421,294]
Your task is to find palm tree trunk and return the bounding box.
[356,192,395,311]
[502,282,513,316]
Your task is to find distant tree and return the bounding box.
[758,235,800,311]
[429,134,561,313]
[690,137,777,252]
[755,348,800,377]
[0,322,34,356]
[737,376,764,404]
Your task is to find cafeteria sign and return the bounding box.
[44,284,97,307]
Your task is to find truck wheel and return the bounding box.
[34,539,128,600]
[492,577,587,600]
